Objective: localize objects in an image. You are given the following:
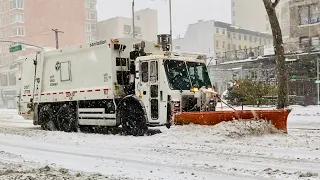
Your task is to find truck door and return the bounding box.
[149,60,159,122]
[139,60,159,124]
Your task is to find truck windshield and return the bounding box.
[164,59,212,90]
[164,60,192,90]
[186,62,212,88]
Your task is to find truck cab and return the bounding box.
[125,35,217,128]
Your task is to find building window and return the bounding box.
[137,15,140,20]
[10,27,24,36]
[86,23,96,32]
[238,45,241,50]
[310,4,319,23]
[249,36,252,42]
[10,0,23,10]
[233,33,236,39]
[300,36,320,48]
[0,73,8,86]
[86,12,96,20]
[10,13,24,24]
[259,37,262,45]
[227,32,230,38]
[238,34,241,40]
[8,72,16,86]
[311,36,320,46]
[85,0,96,10]
[216,40,219,48]
[228,44,231,50]
[216,28,219,33]
[222,41,225,48]
[86,34,95,43]
[124,25,131,34]
[299,4,320,25]
[175,45,180,50]
[135,27,142,35]
[233,44,236,50]
[222,29,225,35]
[244,35,247,40]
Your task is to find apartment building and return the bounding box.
[173,20,272,56]
[231,0,270,33]
[288,0,320,47]
[0,0,97,108]
[214,21,273,55]
[97,8,158,42]
[231,0,291,36]
[173,20,215,54]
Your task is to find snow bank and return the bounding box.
[0,164,132,180]
[0,150,134,180]
[214,120,283,138]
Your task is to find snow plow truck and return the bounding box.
[18,34,290,136]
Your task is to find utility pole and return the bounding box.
[169,0,172,50]
[52,29,64,49]
[132,0,135,39]
[317,56,319,105]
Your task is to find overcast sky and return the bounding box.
[97,0,231,38]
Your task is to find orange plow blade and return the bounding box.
[173,109,291,133]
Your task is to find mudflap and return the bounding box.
[33,103,39,126]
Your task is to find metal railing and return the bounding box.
[216,42,320,64]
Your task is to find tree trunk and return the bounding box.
[263,0,288,109]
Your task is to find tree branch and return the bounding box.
[272,0,280,8]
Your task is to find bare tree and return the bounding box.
[263,0,288,109]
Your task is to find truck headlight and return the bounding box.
[190,87,199,92]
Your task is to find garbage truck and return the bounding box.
[18,34,219,135]
[18,34,290,136]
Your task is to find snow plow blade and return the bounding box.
[173,109,291,133]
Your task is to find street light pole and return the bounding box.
[132,0,136,39]
[169,0,172,50]
[317,56,319,105]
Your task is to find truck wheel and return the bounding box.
[57,105,77,132]
[39,105,57,131]
[118,99,148,136]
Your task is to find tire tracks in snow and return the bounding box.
[138,145,320,172]
[0,140,276,180]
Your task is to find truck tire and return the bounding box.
[39,105,57,131]
[117,96,148,136]
[57,104,77,132]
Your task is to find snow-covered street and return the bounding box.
[0,106,319,180]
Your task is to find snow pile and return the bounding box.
[0,164,134,180]
[166,119,284,141]
[0,109,24,120]
[213,120,283,138]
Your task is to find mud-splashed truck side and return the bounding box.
[18,34,219,136]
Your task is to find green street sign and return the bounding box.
[315,80,320,84]
[9,64,18,69]
[9,44,23,52]
[290,75,296,80]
